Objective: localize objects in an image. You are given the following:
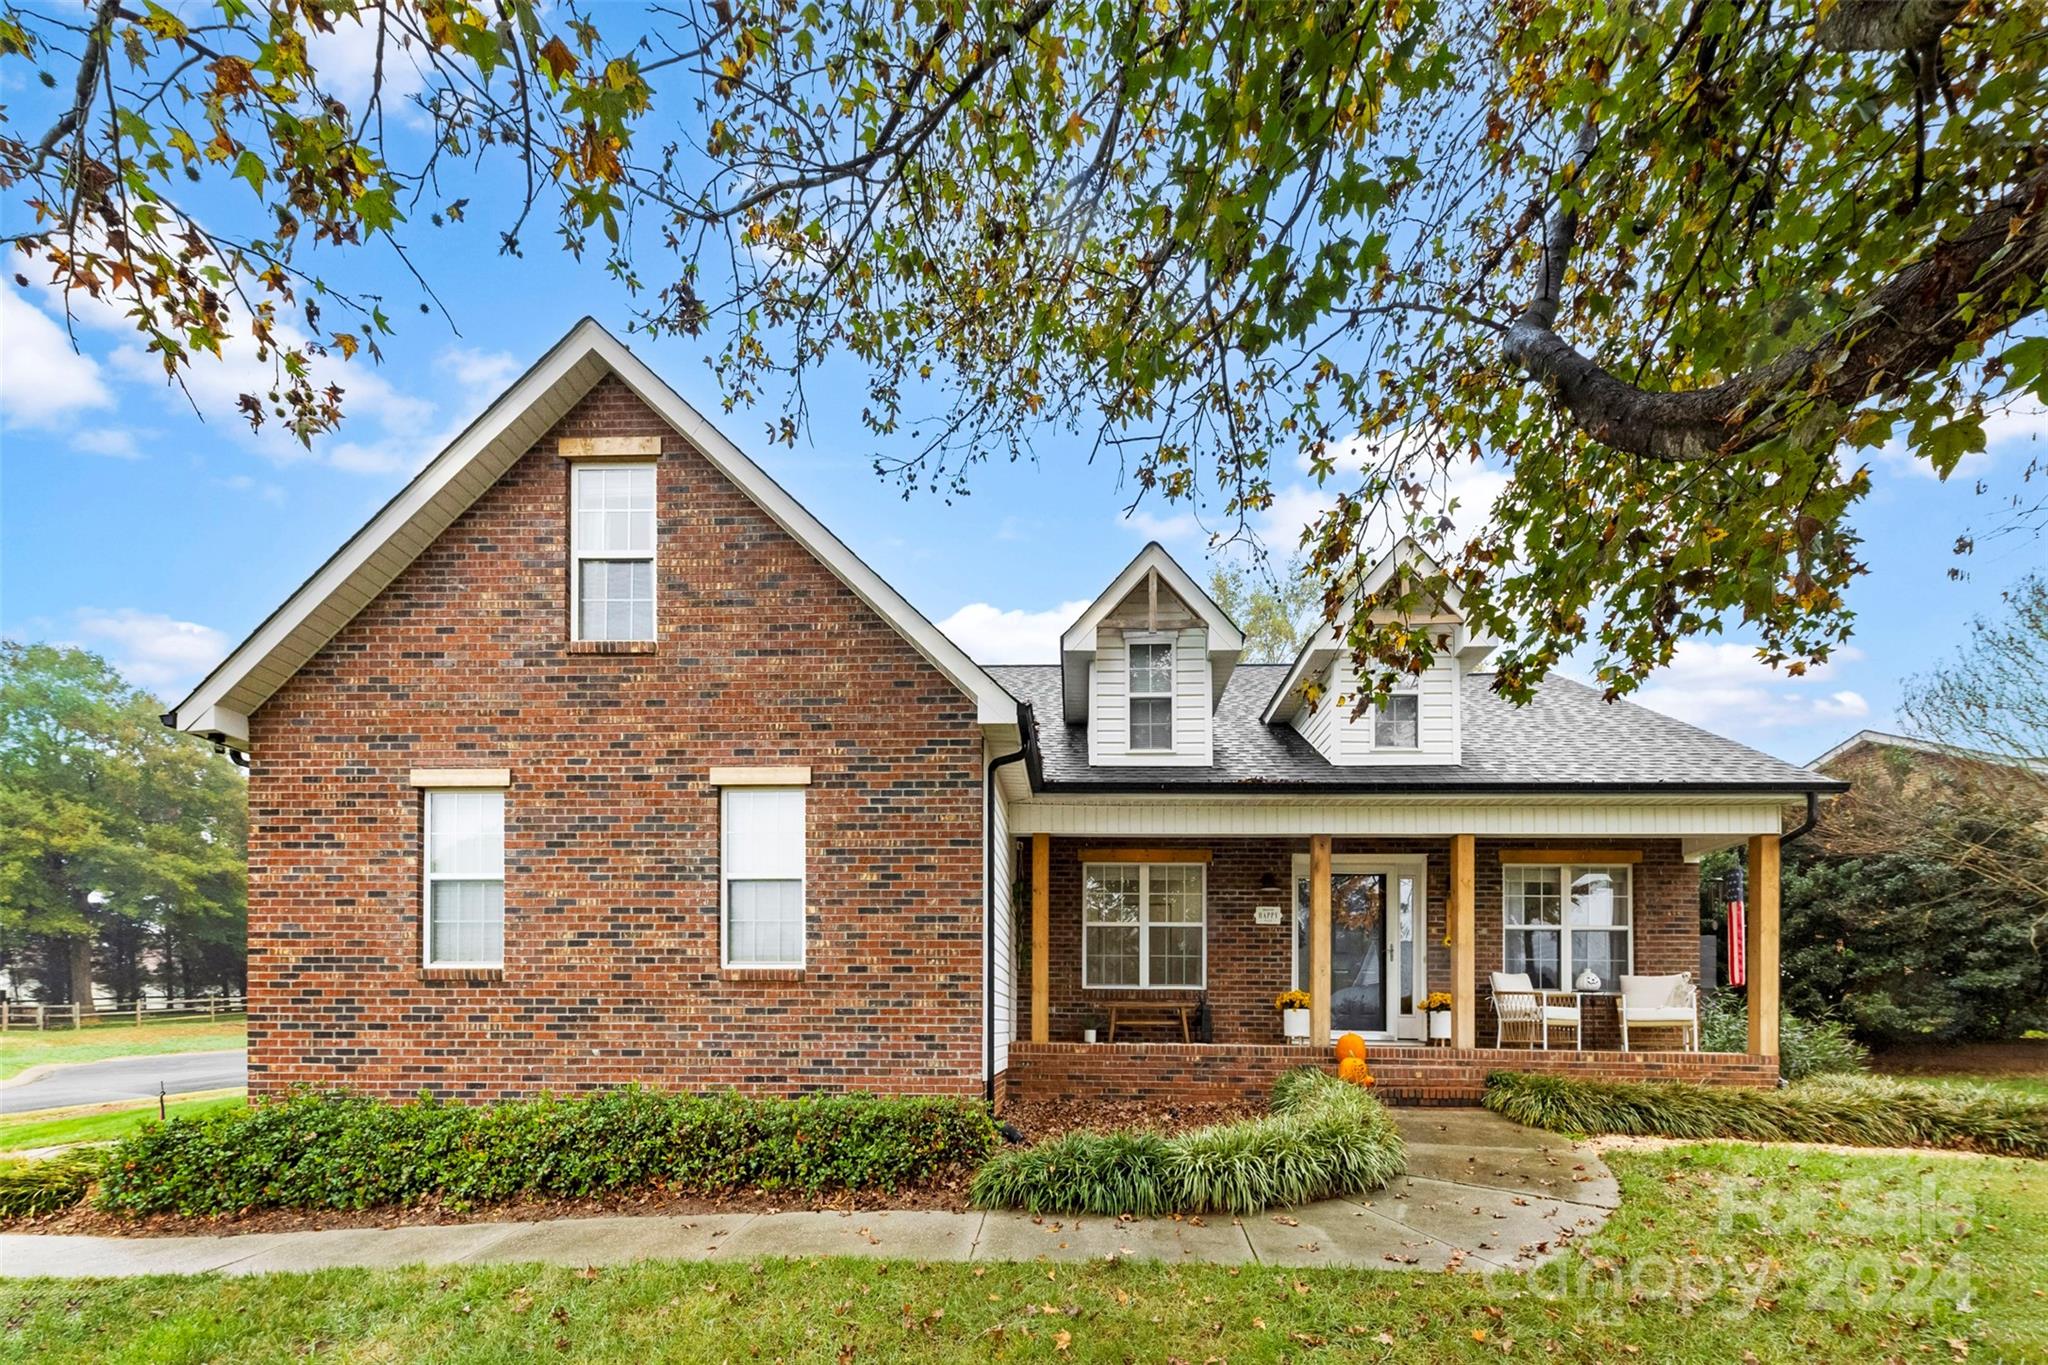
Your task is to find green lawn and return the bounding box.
[0,1019,245,1080]
[0,1092,245,1152]
[2,1144,2042,1363]
[1889,1073,2048,1102]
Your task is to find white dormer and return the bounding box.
[1262,539,1494,767]
[1061,543,1244,767]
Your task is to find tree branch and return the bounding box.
[1815,0,1968,53]
[1506,163,2048,462]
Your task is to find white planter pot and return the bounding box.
[1282,1008,1310,1042]
[1083,1028,1098,1045]
[1428,1011,1452,1042]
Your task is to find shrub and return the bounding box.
[1699,989,1870,1080]
[1483,1071,2048,1158]
[0,1152,102,1217]
[96,1086,1000,1217]
[970,1069,1405,1216]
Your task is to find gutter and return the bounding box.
[983,714,1032,1107]
[1021,776,1850,797]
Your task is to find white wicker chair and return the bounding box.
[1489,971,1583,1049]
[1618,972,1700,1051]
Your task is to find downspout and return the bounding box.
[1781,790,1821,845]
[984,730,1031,1107]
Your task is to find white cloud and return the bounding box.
[936,599,1091,664]
[443,346,522,397]
[0,290,113,427]
[70,427,145,459]
[305,3,430,115]
[216,473,287,504]
[1871,398,2048,480]
[68,608,228,696]
[1625,641,1871,734]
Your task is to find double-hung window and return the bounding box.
[721,786,806,968]
[1502,864,1632,993]
[1373,674,1420,749]
[1127,638,1174,751]
[1083,862,1205,988]
[571,463,655,641]
[423,789,505,967]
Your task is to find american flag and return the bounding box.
[1726,863,1747,988]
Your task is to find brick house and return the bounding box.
[167,319,1839,1106]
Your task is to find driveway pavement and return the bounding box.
[0,1050,247,1115]
[0,1107,1617,1278]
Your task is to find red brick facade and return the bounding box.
[245,376,987,1101]
[1019,836,1703,1052]
[1004,1041,1776,1107]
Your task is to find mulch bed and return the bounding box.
[2,1167,981,1239]
[5,1099,1268,1238]
[998,1096,1265,1141]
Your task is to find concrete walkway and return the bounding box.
[0,1109,1615,1279]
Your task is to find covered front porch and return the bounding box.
[998,824,1785,1106]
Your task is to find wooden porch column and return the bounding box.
[1309,835,1332,1047]
[1746,833,1781,1058]
[1450,833,1476,1048]
[1030,833,1050,1044]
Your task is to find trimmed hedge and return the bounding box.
[1483,1071,2048,1158]
[97,1086,1000,1216]
[0,1152,101,1218]
[970,1069,1405,1216]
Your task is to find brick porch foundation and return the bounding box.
[1004,1041,1778,1107]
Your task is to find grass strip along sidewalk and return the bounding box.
[0,1019,246,1081]
[3,1143,2043,1362]
[1484,1070,2048,1156]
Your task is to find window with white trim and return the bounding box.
[1373,674,1420,749]
[721,786,806,967]
[1083,862,1205,988]
[423,789,505,967]
[571,463,655,641]
[1127,639,1174,751]
[1502,864,1632,993]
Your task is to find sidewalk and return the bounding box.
[1,1110,1618,1279]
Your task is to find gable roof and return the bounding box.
[1811,729,2048,776]
[1057,541,1245,721]
[995,663,1844,793]
[166,318,1020,747]
[1261,537,1495,724]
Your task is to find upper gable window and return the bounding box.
[571,464,655,641]
[1373,674,1420,750]
[1128,638,1174,751]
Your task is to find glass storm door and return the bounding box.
[1296,861,1425,1039]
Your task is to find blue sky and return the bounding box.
[2,16,2042,766]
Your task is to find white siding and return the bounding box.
[1008,797,1789,838]
[1087,578,1214,766]
[1292,653,1461,766]
[986,741,1016,1079]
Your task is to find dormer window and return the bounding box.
[1374,675,1420,750]
[1128,638,1175,751]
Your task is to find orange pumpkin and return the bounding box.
[1335,1032,1368,1063]
[1338,1056,1373,1085]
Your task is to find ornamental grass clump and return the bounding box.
[0,1151,102,1218]
[96,1086,1001,1217]
[970,1068,1404,1216]
[1483,1071,2048,1158]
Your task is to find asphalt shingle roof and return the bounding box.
[986,663,1839,792]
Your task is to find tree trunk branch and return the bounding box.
[1505,164,2048,463]
[1815,0,1968,53]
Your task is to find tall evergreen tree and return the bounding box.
[0,643,246,1007]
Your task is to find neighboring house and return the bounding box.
[1812,730,2048,793]
[167,320,1840,1106]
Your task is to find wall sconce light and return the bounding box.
[1259,871,1280,893]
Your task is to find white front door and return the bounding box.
[1293,855,1428,1041]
